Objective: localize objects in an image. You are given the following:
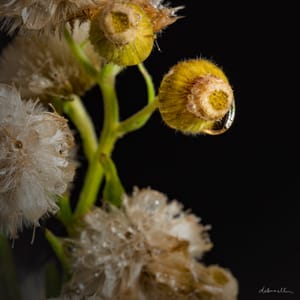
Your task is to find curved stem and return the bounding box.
[63,28,99,79]
[138,63,156,104]
[45,230,69,274]
[117,98,158,136]
[63,95,98,163]
[117,64,157,136]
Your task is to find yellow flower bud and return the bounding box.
[158,59,235,135]
[89,1,154,66]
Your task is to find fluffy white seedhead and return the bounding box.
[60,188,238,300]
[0,84,76,238]
[0,21,102,102]
[0,0,104,34]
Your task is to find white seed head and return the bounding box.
[0,84,76,238]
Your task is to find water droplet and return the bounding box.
[144,197,164,214]
[203,99,235,135]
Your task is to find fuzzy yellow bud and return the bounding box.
[89,1,154,66]
[158,59,235,135]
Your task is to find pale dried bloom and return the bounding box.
[0,0,181,35]
[0,21,102,102]
[0,84,76,238]
[0,0,104,34]
[60,188,238,300]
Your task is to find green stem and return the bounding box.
[100,154,125,208]
[138,63,156,104]
[63,95,98,163]
[45,230,69,274]
[74,64,122,217]
[117,98,158,136]
[97,63,122,152]
[56,195,73,230]
[63,28,99,79]
[116,63,157,136]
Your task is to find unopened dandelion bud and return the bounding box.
[89,1,154,66]
[158,59,235,135]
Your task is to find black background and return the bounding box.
[1,1,299,299]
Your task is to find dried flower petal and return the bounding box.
[0,84,76,238]
[0,0,105,34]
[59,188,238,299]
[0,21,102,102]
[0,0,181,35]
[132,0,184,33]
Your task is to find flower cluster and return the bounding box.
[0,84,76,238]
[60,188,238,300]
[0,0,238,299]
[0,0,180,66]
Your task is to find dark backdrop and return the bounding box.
[1,1,299,300]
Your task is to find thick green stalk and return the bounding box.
[74,64,122,217]
[61,34,157,218]
[63,95,98,163]
[97,63,122,153]
[56,195,73,231]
